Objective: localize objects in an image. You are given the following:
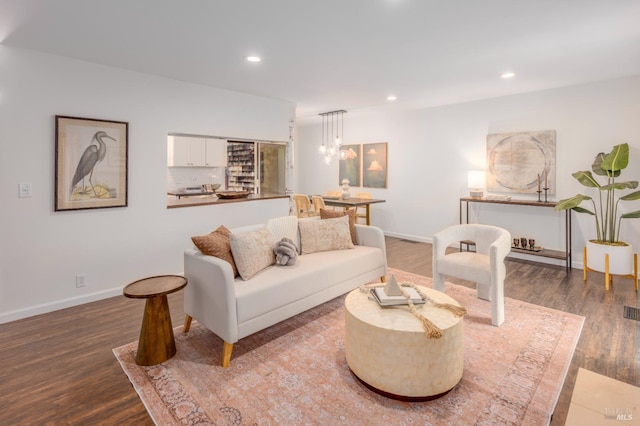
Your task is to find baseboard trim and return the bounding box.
[0,287,123,324]
[383,231,432,244]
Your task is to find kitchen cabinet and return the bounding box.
[205,138,227,167]
[168,136,206,167]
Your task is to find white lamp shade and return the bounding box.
[468,170,485,197]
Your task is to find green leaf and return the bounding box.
[619,189,640,201]
[600,181,639,191]
[572,206,595,215]
[555,194,592,211]
[591,153,611,176]
[600,143,629,174]
[621,210,640,219]
[571,171,600,188]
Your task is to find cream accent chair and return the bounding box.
[432,224,511,326]
[292,194,316,218]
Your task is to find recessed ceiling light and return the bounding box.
[246,56,261,63]
[386,95,397,101]
[501,72,515,79]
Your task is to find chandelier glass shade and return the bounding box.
[319,110,347,164]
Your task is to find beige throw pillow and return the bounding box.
[266,215,299,251]
[230,228,276,280]
[319,208,357,245]
[299,215,355,255]
[191,225,238,277]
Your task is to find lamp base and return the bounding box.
[469,190,483,198]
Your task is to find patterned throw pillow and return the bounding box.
[191,225,238,277]
[299,215,355,255]
[319,208,357,245]
[230,228,276,280]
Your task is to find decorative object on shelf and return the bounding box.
[555,143,640,290]
[319,110,347,164]
[528,239,535,249]
[202,183,221,192]
[486,130,556,195]
[363,142,388,188]
[55,115,128,211]
[341,178,351,200]
[468,170,485,197]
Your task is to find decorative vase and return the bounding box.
[341,179,350,200]
[586,240,634,275]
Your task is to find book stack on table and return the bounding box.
[371,287,426,307]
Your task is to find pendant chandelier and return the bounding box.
[319,110,347,164]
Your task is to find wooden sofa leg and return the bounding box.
[222,342,234,368]
[183,315,192,333]
[380,276,386,283]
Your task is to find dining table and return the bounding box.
[322,196,386,226]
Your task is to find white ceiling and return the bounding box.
[2,0,640,117]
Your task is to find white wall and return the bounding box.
[0,47,294,322]
[295,75,640,267]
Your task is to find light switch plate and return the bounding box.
[19,183,32,198]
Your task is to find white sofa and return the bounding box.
[183,217,387,367]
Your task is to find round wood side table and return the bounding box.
[123,275,187,366]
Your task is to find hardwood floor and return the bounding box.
[1,237,637,425]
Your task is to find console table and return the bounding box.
[459,197,572,270]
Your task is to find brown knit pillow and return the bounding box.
[319,208,357,245]
[191,225,238,277]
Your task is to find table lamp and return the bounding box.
[468,170,485,198]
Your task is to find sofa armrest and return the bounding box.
[184,248,239,344]
[355,224,388,270]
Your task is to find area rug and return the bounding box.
[113,268,584,426]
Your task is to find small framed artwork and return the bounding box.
[339,144,361,187]
[55,115,128,211]
[362,142,388,188]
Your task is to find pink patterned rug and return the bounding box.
[113,268,584,425]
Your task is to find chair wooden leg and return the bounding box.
[183,315,192,333]
[222,342,234,368]
[380,276,386,283]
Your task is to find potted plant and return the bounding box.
[555,143,640,274]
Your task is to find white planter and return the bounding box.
[586,240,634,275]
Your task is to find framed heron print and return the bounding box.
[55,115,128,211]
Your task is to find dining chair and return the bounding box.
[354,192,372,224]
[292,194,315,218]
[312,195,332,213]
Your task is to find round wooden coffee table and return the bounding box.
[344,285,464,401]
[123,275,187,366]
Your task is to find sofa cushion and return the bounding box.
[234,245,384,323]
[266,215,299,252]
[230,228,276,280]
[299,215,354,255]
[191,225,238,277]
[319,208,357,245]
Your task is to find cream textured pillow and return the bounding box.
[319,208,357,245]
[230,228,276,280]
[299,215,355,255]
[266,215,299,250]
[191,225,238,277]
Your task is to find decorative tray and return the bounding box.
[215,191,251,199]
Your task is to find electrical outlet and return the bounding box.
[76,274,86,288]
[19,183,32,198]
